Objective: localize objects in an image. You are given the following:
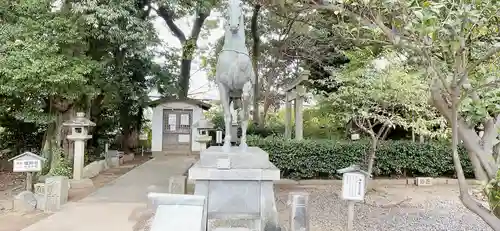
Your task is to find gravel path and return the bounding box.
[275,185,492,231]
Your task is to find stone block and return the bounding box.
[13,191,37,213]
[199,146,271,169]
[109,156,120,168]
[147,193,206,231]
[123,153,135,162]
[82,161,103,179]
[207,181,260,214]
[189,164,280,181]
[415,177,433,186]
[189,146,280,231]
[99,159,109,170]
[147,193,205,210]
[168,176,186,194]
[214,228,251,231]
[44,176,69,212]
[34,183,45,210]
[69,178,94,189]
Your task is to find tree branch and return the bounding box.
[156,6,186,43]
[431,86,495,179]
[189,11,210,42]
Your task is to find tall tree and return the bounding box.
[155,0,215,98]
[301,0,500,228]
[328,48,444,175]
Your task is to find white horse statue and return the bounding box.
[215,0,255,151]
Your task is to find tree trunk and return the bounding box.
[431,86,496,180]
[468,150,489,181]
[251,4,261,125]
[261,94,272,127]
[156,6,209,98]
[41,98,73,173]
[366,135,378,176]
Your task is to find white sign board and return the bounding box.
[13,159,42,172]
[216,131,223,144]
[168,114,176,131]
[341,172,365,201]
[139,133,148,140]
[178,134,190,143]
[216,158,231,170]
[180,114,190,126]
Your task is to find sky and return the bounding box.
[149,12,224,100]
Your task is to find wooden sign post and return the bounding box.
[9,152,46,191]
[337,165,371,231]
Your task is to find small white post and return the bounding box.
[289,192,309,231]
[347,201,354,231]
[26,172,33,191]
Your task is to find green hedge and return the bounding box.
[247,136,473,179]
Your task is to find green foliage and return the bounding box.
[247,135,472,179]
[47,148,72,178]
[325,48,446,138]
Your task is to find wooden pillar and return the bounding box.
[294,85,304,140]
[285,91,292,139]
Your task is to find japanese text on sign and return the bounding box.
[13,159,42,172]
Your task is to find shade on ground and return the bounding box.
[21,156,196,231]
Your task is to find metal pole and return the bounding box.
[289,192,309,231]
[347,201,355,231]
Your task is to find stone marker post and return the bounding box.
[63,112,96,180]
[288,192,309,231]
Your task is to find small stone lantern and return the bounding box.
[193,118,214,152]
[63,112,96,181]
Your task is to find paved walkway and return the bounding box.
[21,156,196,231]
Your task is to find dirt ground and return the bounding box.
[0,155,151,231]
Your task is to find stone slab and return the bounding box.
[13,191,37,213]
[168,175,186,194]
[214,228,251,231]
[147,192,205,210]
[207,181,260,214]
[82,161,103,178]
[199,146,271,169]
[44,176,70,212]
[69,178,94,189]
[150,204,204,231]
[189,163,280,181]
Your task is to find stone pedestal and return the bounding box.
[43,176,69,212]
[189,146,280,231]
[196,135,212,152]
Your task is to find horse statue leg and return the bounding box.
[217,82,232,151]
[239,81,252,150]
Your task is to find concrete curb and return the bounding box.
[275,178,482,186]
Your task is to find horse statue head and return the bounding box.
[227,0,243,34]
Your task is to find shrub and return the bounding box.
[247,135,473,179]
[47,148,73,178]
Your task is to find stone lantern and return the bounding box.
[63,112,96,181]
[193,118,214,152]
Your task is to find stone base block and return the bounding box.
[13,191,37,213]
[199,146,271,169]
[123,153,135,162]
[214,227,251,231]
[69,178,94,189]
